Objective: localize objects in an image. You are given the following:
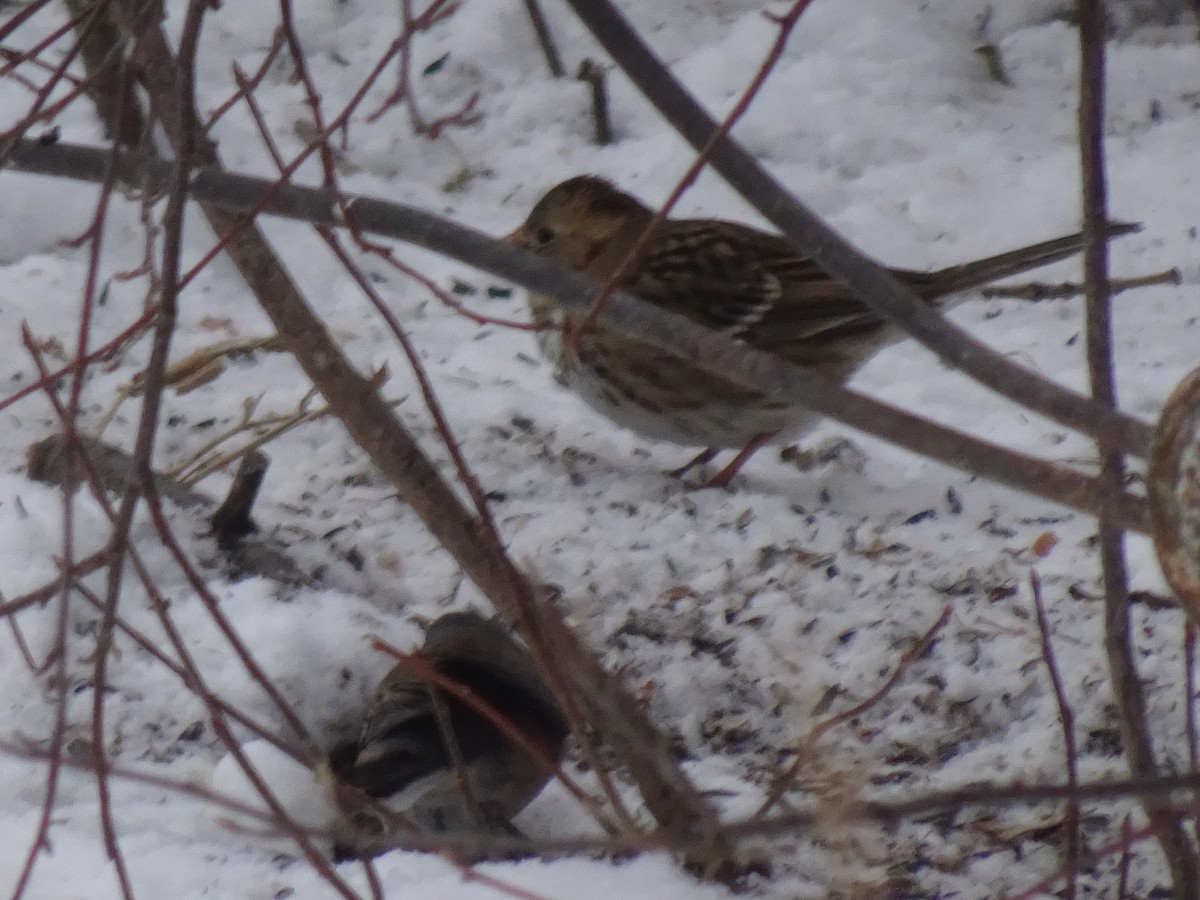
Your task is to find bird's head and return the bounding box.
[504,176,652,274]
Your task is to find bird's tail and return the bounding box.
[905,221,1140,300]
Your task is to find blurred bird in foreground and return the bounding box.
[328,611,569,859]
[506,175,1138,487]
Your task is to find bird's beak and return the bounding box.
[502,226,528,248]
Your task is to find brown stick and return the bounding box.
[577,58,611,145]
[522,0,565,77]
[209,450,268,548]
[28,435,306,586]
[981,267,1180,300]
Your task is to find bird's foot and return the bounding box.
[665,447,719,480]
[666,434,776,488]
[704,433,773,489]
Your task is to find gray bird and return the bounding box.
[328,612,569,858]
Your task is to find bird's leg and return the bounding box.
[706,432,774,488]
[666,447,720,479]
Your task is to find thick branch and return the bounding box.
[559,0,1150,458]
[2,139,1151,532]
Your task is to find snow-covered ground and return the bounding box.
[2,0,1199,896]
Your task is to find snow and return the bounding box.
[1,0,1199,896]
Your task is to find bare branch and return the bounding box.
[2,139,1152,531]
[1076,0,1199,892]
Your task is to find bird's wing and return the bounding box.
[633,220,893,363]
[345,707,450,798]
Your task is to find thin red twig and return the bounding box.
[1030,570,1081,899]
[753,604,952,819]
[567,0,817,347]
[0,307,156,415]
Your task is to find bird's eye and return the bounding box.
[533,226,555,246]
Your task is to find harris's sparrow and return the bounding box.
[506,175,1136,486]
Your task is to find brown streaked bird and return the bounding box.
[505,175,1138,487]
[328,611,568,860]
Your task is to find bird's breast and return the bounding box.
[529,316,815,449]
